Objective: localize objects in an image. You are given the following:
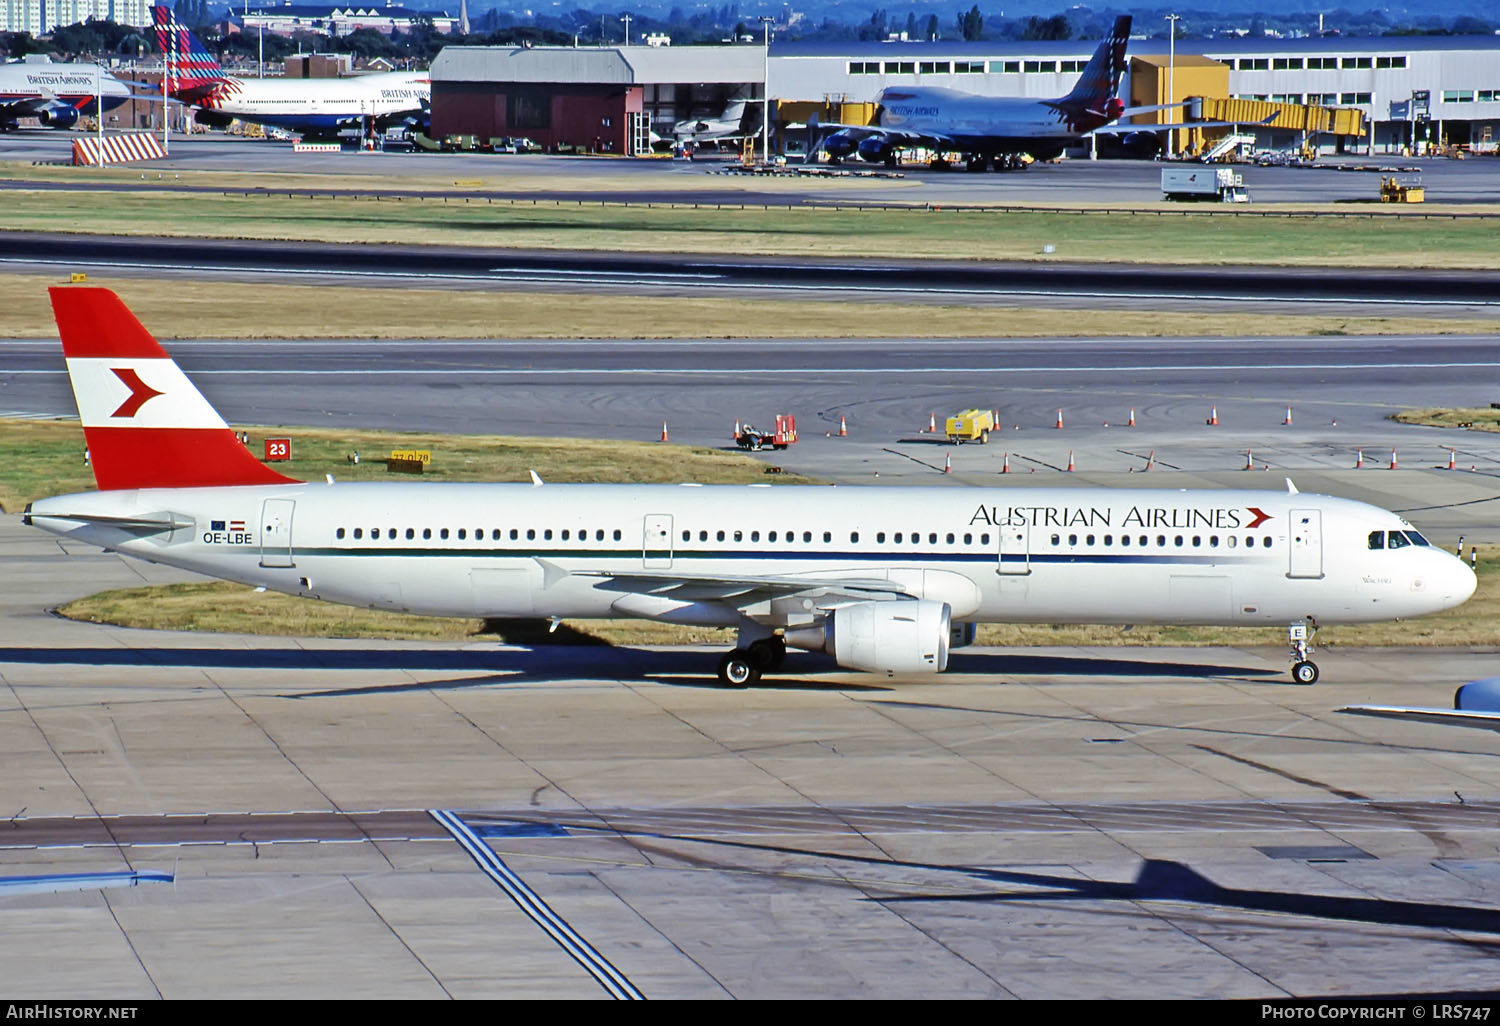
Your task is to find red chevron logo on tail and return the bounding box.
[109,367,165,418]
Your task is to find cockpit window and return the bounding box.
[1387,530,1410,549]
[1405,530,1430,546]
[1368,531,1384,550]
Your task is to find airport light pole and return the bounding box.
[760,16,773,163]
[1164,13,1180,158]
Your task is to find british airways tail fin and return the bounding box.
[49,287,299,491]
[1059,15,1131,115]
[152,5,227,97]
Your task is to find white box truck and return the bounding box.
[1161,167,1250,202]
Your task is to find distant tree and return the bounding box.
[956,5,982,42]
[924,14,939,40]
[1452,16,1494,34]
[905,11,917,39]
[1021,15,1069,41]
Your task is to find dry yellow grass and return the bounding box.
[0,417,816,514]
[5,272,1494,340]
[1395,408,1500,433]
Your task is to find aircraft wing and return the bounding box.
[1337,705,1500,733]
[561,564,911,605]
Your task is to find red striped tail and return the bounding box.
[49,287,299,491]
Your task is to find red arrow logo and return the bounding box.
[109,367,165,418]
[1245,506,1273,529]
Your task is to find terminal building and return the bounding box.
[430,33,1500,157]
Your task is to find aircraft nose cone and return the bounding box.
[1442,555,1478,608]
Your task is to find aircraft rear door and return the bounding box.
[259,498,295,568]
[1288,508,1323,579]
[643,514,673,569]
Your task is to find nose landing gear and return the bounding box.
[1289,618,1319,685]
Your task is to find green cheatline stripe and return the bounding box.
[261,546,1264,566]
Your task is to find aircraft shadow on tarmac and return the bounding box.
[621,828,1500,957]
[0,646,1272,686]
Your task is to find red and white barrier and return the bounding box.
[293,142,341,153]
[72,132,166,166]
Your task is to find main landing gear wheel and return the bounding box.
[1291,661,1320,685]
[717,649,761,688]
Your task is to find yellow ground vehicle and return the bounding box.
[945,409,994,444]
[1380,175,1425,203]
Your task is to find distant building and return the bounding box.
[1,0,151,35]
[232,5,458,38]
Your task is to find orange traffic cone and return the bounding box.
[1389,448,1398,470]
[1448,448,1457,470]
[1244,450,1254,470]
[1128,407,1136,427]
[943,452,952,474]
[733,418,740,439]
[661,421,669,442]
[1283,406,1293,426]
[838,414,847,437]
[1001,452,1010,474]
[1056,408,1064,429]
[1066,450,1075,472]
[1354,448,1364,469]
[928,412,936,433]
[1208,405,1219,426]
[1145,450,1155,472]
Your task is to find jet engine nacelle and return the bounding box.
[38,106,79,129]
[194,109,234,129]
[822,129,860,159]
[785,599,951,675]
[856,136,893,163]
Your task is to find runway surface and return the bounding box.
[6,332,1500,537]
[5,231,1499,314]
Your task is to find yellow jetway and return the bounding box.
[1128,55,1369,158]
[777,99,878,127]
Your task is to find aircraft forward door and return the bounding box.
[1288,508,1323,579]
[259,498,295,568]
[643,514,673,569]
[997,520,1030,575]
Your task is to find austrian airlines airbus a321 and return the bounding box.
[26,289,1476,686]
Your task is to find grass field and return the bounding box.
[5,179,1500,268]
[58,554,1499,650]
[0,417,816,514]
[1395,408,1500,433]
[5,272,1494,340]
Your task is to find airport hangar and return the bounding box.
[430,32,1500,158]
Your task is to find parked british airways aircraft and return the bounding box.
[151,6,429,139]
[25,288,1476,687]
[0,56,132,132]
[810,15,1253,169]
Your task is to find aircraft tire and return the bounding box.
[719,650,761,688]
[1291,660,1319,685]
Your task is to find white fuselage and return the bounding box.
[877,87,1077,148]
[0,61,132,118]
[26,482,1477,629]
[196,72,429,130]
